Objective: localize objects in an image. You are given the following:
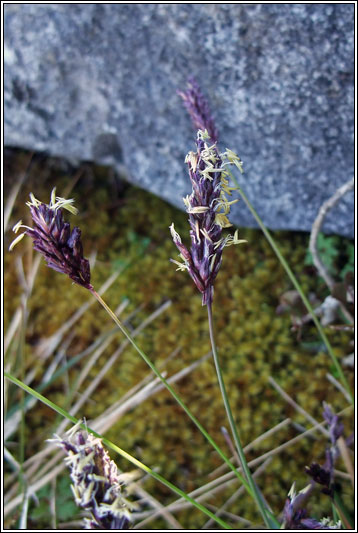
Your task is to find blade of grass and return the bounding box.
[202,458,272,529]
[210,418,291,479]
[90,288,253,498]
[4,371,232,529]
[228,165,353,404]
[93,352,211,435]
[55,300,172,435]
[207,303,277,529]
[268,376,330,438]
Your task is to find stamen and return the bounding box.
[213,237,224,250]
[187,205,209,214]
[53,196,78,215]
[170,258,188,271]
[183,195,191,209]
[12,220,23,233]
[200,228,213,243]
[210,253,217,271]
[51,187,57,206]
[185,151,198,171]
[221,229,247,247]
[222,148,244,173]
[197,129,210,141]
[26,192,41,208]
[215,213,232,228]
[169,223,182,243]
[195,220,200,241]
[9,232,26,251]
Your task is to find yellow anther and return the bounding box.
[169,223,182,243]
[26,192,41,208]
[195,219,200,241]
[210,253,217,271]
[12,220,23,233]
[9,232,26,251]
[215,213,232,228]
[170,259,188,271]
[188,205,209,214]
[200,228,213,243]
[185,151,198,172]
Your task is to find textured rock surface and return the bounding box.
[4,4,354,236]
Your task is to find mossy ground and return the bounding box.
[4,149,354,529]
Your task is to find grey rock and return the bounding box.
[4,4,354,237]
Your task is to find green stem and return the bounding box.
[4,372,231,530]
[18,301,27,525]
[207,302,277,528]
[89,289,252,495]
[333,492,354,529]
[228,166,353,404]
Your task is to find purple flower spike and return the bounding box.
[322,402,344,446]
[282,484,342,529]
[48,423,139,529]
[305,463,331,490]
[10,189,92,290]
[170,130,246,306]
[178,78,218,142]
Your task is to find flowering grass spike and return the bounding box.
[178,78,218,142]
[49,423,139,529]
[170,130,246,306]
[282,483,341,529]
[10,189,92,290]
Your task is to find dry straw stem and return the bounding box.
[4,255,41,442]
[268,376,330,438]
[93,352,211,435]
[50,478,57,529]
[270,375,355,485]
[309,177,354,291]
[195,408,353,513]
[309,177,354,323]
[134,458,272,529]
[247,405,353,470]
[210,418,291,479]
[201,458,272,530]
[4,268,125,441]
[55,300,171,436]
[336,436,354,488]
[4,151,33,233]
[326,373,352,404]
[93,348,182,423]
[18,493,29,530]
[97,347,181,420]
[74,299,129,388]
[33,268,125,362]
[4,462,66,517]
[131,482,183,530]
[4,353,212,524]
[4,254,41,356]
[4,349,199,499]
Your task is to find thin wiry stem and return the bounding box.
[4,373,232,530]
[202,458,273,529]
[207,302,276,528]
[227,166,353,404]
[309,178,354,292]
[89,288,253,496]
[309,177,354,324]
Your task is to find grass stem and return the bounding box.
[207,302,279,529]
[4,371,232,529]
[228,166,353,404]
[89,288,253,496]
